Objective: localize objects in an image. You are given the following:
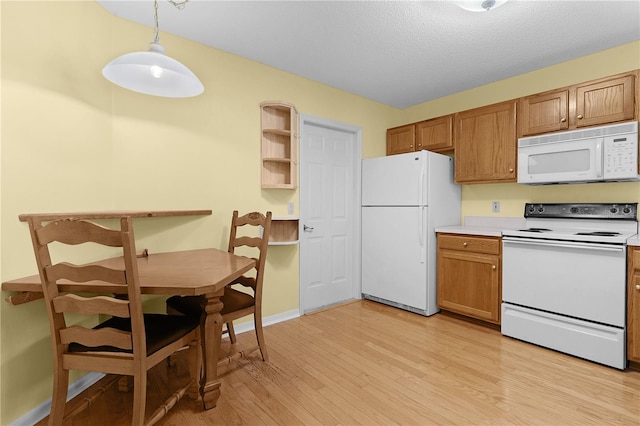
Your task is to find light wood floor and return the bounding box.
[41,300,640,425]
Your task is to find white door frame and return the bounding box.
[298,113,362,314]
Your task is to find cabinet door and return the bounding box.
[415,115,453,153]
[519,90,569,137]
[574,74,635,128]
[629,248,640,362]
[437,249,501,324]
[386,124,416,155]
[454,100,517,184]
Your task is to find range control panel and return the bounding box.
[524,203,638,220]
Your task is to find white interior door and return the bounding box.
[300,115,361,313]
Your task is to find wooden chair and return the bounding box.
[166,210,272,362]
[27,216,201,426]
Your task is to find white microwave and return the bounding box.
[518,121,639,185]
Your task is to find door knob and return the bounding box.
[303,224,314,232]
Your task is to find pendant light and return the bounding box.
[102,0,204,98]
[456,0,508,12]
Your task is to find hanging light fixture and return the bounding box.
[456,0,508,12]
[102,0,204,98]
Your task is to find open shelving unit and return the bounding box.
[260,101,298,189]
[267,217,299,245]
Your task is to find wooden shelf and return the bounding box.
[261,101,298,189]
[267,217,299,245]
[18,209,212,222]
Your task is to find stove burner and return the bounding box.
[574,231,621,237]
[518,228,552,233]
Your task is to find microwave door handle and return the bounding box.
[596,141,603,178]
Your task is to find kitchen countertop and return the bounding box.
[435,216,525,238]
[626,236,640,246]
[438,216,640,245]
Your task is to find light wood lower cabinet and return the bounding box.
[628,247,640,363]
[437,233,501,324]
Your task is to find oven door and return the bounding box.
[502,237,626,327]
[517,137,603,184]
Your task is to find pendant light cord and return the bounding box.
[153,0,191,43]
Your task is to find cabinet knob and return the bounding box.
[560,117,566,123]
[577,114,584,119]
[492,265,497,270]
[463,242,468,247]
[509,168,514,173]
[636,284,640,290]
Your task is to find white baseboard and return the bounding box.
[11,309,300,425]
[12,372,105,426]
[228,308,300,335]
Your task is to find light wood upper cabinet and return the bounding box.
[416,115,453,153]
[261,101,298,189]
[437,233,501,324]
[574,74,635,128]
[454,100,517,184]
[518,89,569,137]
[386,124,416,155]
[519,72,637,137]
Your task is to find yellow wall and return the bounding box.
[399,41,640,220]
[0,1,395,423]
[1,1,639,423]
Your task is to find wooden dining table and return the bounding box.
[2,210,255,410]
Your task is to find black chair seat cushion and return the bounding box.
[69,313,200,356]
[166,287,255,319]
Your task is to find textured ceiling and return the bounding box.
[98,0,640,109]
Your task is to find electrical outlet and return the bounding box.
[492,201,500,213]
[288,202,294,214]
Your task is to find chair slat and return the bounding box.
[60,325,133,350]
[45,263,127,285]
[234,276,257,289]
[232,236,262,249]
[36,219,123,246]
[53,294,130,318]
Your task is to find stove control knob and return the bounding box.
[537,206,544,213]
[570,207,579,214]
[527,205,535,214]
[610,207,618,214]
[623,207,631,214]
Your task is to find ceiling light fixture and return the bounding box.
[102,0,204,98]
[456,0,508,12]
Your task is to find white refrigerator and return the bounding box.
[361,150,461,316]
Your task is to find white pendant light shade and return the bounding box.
[103,42,203,98]
[456,0,508,12]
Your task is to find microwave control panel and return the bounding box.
[603,134,638,179]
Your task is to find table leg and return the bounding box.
[200,290,224,409]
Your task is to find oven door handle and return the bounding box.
[503,238,625,252]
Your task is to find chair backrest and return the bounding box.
[27,216,146,359]
[227,211,272,295]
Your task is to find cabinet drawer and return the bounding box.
[438,234,500,255]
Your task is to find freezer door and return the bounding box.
[361,206,428,311]
[362,151,426,206]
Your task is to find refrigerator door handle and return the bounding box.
[419,160,425,207]
[419,207,426,263]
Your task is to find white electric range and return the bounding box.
[501,202,638,369]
